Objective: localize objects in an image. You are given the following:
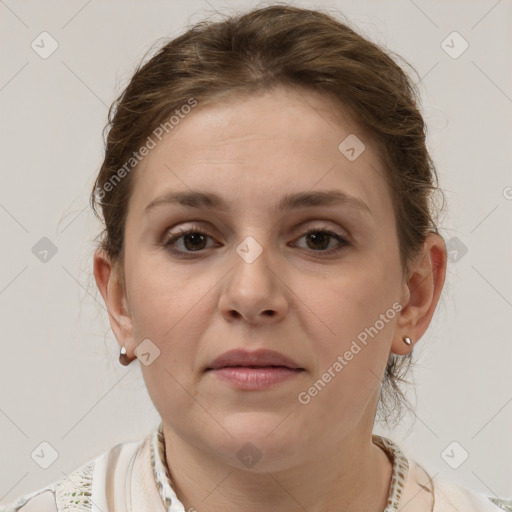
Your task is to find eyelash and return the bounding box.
[162,223,350,257]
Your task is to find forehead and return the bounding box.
[127,86,391,221]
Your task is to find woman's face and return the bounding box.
[115,86,409,470]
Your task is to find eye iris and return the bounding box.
[306,231,331,250]
[184,232,207,251]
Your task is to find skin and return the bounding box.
[94,85,447,512]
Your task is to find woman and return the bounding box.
[2,4,510,512]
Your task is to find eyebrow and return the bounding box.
[144,189,373,216]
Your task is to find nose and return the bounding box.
[218,236,289,324]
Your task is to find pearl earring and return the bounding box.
[119,346,132,366]
[403,336,412,346]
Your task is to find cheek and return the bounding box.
[126,245,199,332]
[126,255,223,378]
[294,273,399,422]
[297,249,402,401]
[308,259,401,344]
[129,263,218,413]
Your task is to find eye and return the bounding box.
[292,227,350,254]
[163,225,217,254]
[162,224,350,256]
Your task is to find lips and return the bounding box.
[205,348,304,371]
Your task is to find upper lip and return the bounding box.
[206,349,304,371]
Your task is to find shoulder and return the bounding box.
[433,475,512,512]
[0,435,148,512]
[0,487,57,512]
[399,457,511,512]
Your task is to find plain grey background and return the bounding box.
[1,0,511,505]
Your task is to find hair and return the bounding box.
[90,2,444,432]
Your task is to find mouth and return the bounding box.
[205,348,304,372]
[205,349,305,390]
[206,366,304,390]
[206,364,303,370]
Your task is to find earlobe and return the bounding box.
[391,233,447,355]
[93,249,135,356]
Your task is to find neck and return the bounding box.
[161,425,393,512]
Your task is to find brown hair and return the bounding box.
[90,3,443,428]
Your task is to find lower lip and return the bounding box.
[207,366,304,390]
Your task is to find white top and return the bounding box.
[1,422,510,512]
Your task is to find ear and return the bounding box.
[391,233,447,355]
[93,248,136,358]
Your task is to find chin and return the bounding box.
[209,411,304,471]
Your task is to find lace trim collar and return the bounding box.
[150,422,409,512]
